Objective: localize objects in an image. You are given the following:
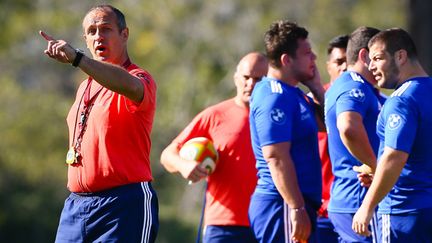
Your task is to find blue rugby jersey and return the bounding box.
[249,77,321,203]
[377,77,432,214]
[324,71,383,213]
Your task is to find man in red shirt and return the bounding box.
[160,52,268,243]
[40,4,158,243]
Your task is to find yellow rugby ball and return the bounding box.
[179,137,218,174]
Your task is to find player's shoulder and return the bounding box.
[129,63,155,84]
[208,99,233,111]
[329,72,364,96]
[198,99,232,119]
[255,77,297,96]
[390,79,431,99]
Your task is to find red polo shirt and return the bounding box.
[173,99,257,226]
[66,63,156,193]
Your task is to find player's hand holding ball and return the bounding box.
[179,137,219,184]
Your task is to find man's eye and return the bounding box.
[336,59,346,65]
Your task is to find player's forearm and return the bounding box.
[78,55,144,103]
[343,135,377,170]
[160,143,183,173]
[361,147,408,210]
[308,85,325,106]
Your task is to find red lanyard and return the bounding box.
[69,78,103,164]
[66,59,132,164]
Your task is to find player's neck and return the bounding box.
[267,67,298,86]
[400,62,428,82]
[234,96,249,109]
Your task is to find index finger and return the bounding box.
[39,30,55,41]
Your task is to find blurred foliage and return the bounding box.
[0,0,411,242]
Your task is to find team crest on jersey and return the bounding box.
[387,113,403,130]
[349,88,365,102]
[270,108,286,124]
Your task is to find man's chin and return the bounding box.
[95,56,109,62]
[300,74,315,83]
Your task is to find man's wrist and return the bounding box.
[290,206,306,212]
[72,49,84,67]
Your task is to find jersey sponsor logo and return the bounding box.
[349,88,365,102]
[349,72,364,83]
[299,102,311,120]
[270,108,286,124]
[391,81,412,97]
[137,73,151,83]
[299,102,307,113]
[270,80,283,94]
[387,113,403,130]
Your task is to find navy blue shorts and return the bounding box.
[328,212,380,243]
[55,182,159,243]
[203,225,257,243]
[380,208,432,243]
[316,216,338,243]
[249,192,318,243]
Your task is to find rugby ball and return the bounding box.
[179,137,218,174]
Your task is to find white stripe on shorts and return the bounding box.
[371,212,378,243]
[284,203,297,243]
[140,182,153,243]
[381,214,390,243]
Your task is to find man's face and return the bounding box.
[369,41,400,89]
[82,8,128,64]
[234,58,268,105]
[326,47,347,82]
[291,38,317,82]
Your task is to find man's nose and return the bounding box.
[94,29,104,41]
[368,61,375,72]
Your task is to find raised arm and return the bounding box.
[40,31,144,103]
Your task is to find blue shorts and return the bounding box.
[203,225,257,243]
[55,182,159,243]
[379,207,432,243]
[248,192,318,243]
[328,212,380,243]
[316,216,338,243]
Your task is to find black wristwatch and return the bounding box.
[72,48,85,67]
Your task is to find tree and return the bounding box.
[408,0,432,75]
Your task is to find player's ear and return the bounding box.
[121,27,129,40]
[280,53,292,66]
[358,48,369,66]
[82,36,90,50]
[394,49,408,66]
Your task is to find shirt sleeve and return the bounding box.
[336,84,370,117]
[383,96,418,153]
[172,109,213,149]
[125,69,157,113]
[253,92,296,146]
